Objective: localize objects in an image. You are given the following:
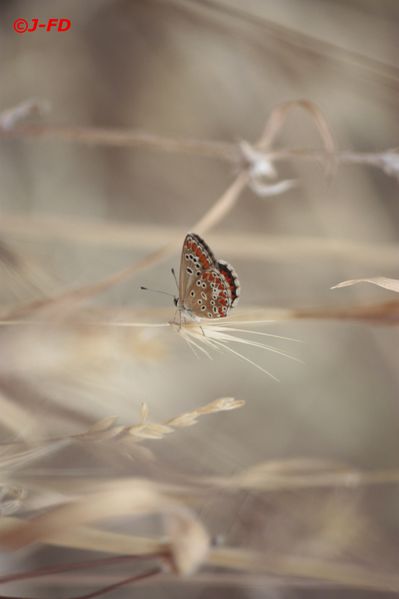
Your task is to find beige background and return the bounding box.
[1,1,399,597]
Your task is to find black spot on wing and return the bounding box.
[187,232,216,265]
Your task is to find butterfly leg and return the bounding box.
[171,307,181,330]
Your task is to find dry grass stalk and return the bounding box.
[211,303,399,325]
[2,458,399,591]
[1,111,398,180]
[293,300,399,324]
[332,277,399,292]
[1,218,399,268]
[45,397,245,443]
[0,396,244,490]
[183,0,399,88]
[208,547,399,592]
[128,397,245,440]
[0,479,210,576]
[2,521,399,592]
[174,320,301,379]
[0,518,164,557]
[205,458,399,491]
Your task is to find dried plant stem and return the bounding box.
[0,518,165,556]
[211,465,399,491]
[70,567,163,599]
[259,100,334,154]
[0,554,162,585]
[20,571,350,591]
[182,0,399,89]
[1,216,398,267]
[0,566,163,599]
[0,121,395,172]
[209,548,399,592]
[194,171,249,234]
[197,301,399,325]
[2,298,398,330]
[0,123,237,161]
[2,532,399,593]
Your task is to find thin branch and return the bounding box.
[0,101,397,177]
[208,547,399,593]
[70,567,163,599]
[181,0,399,90]
[1,214,399,268]
[1,297,399,334]
[0,566,163,599]
[0,122,237,162]
[1,121,396,173]
[0,554,164,586]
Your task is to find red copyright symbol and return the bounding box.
[13,18,28,33]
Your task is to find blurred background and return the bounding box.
[1,0,399,597]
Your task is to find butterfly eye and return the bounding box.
[196,271,201,276]
[213,306,218,313]
[201,282,206,289]
[196,280,202,287]
[207,312,212,317]
[198,299,202,305]
[186,267,193,275]
[190,290,195,297]
[201,306,206,311]
[185,254,189,259]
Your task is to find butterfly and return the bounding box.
[175,233,240,322]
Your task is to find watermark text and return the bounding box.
[13,18,71,34]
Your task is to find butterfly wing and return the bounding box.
[178,233,240,319]
[217,260,240,308]
[178,232,216,303]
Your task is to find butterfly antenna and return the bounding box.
[140,286,175,299]
[171,267,179,291]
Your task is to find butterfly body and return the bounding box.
[177,233,240,322]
